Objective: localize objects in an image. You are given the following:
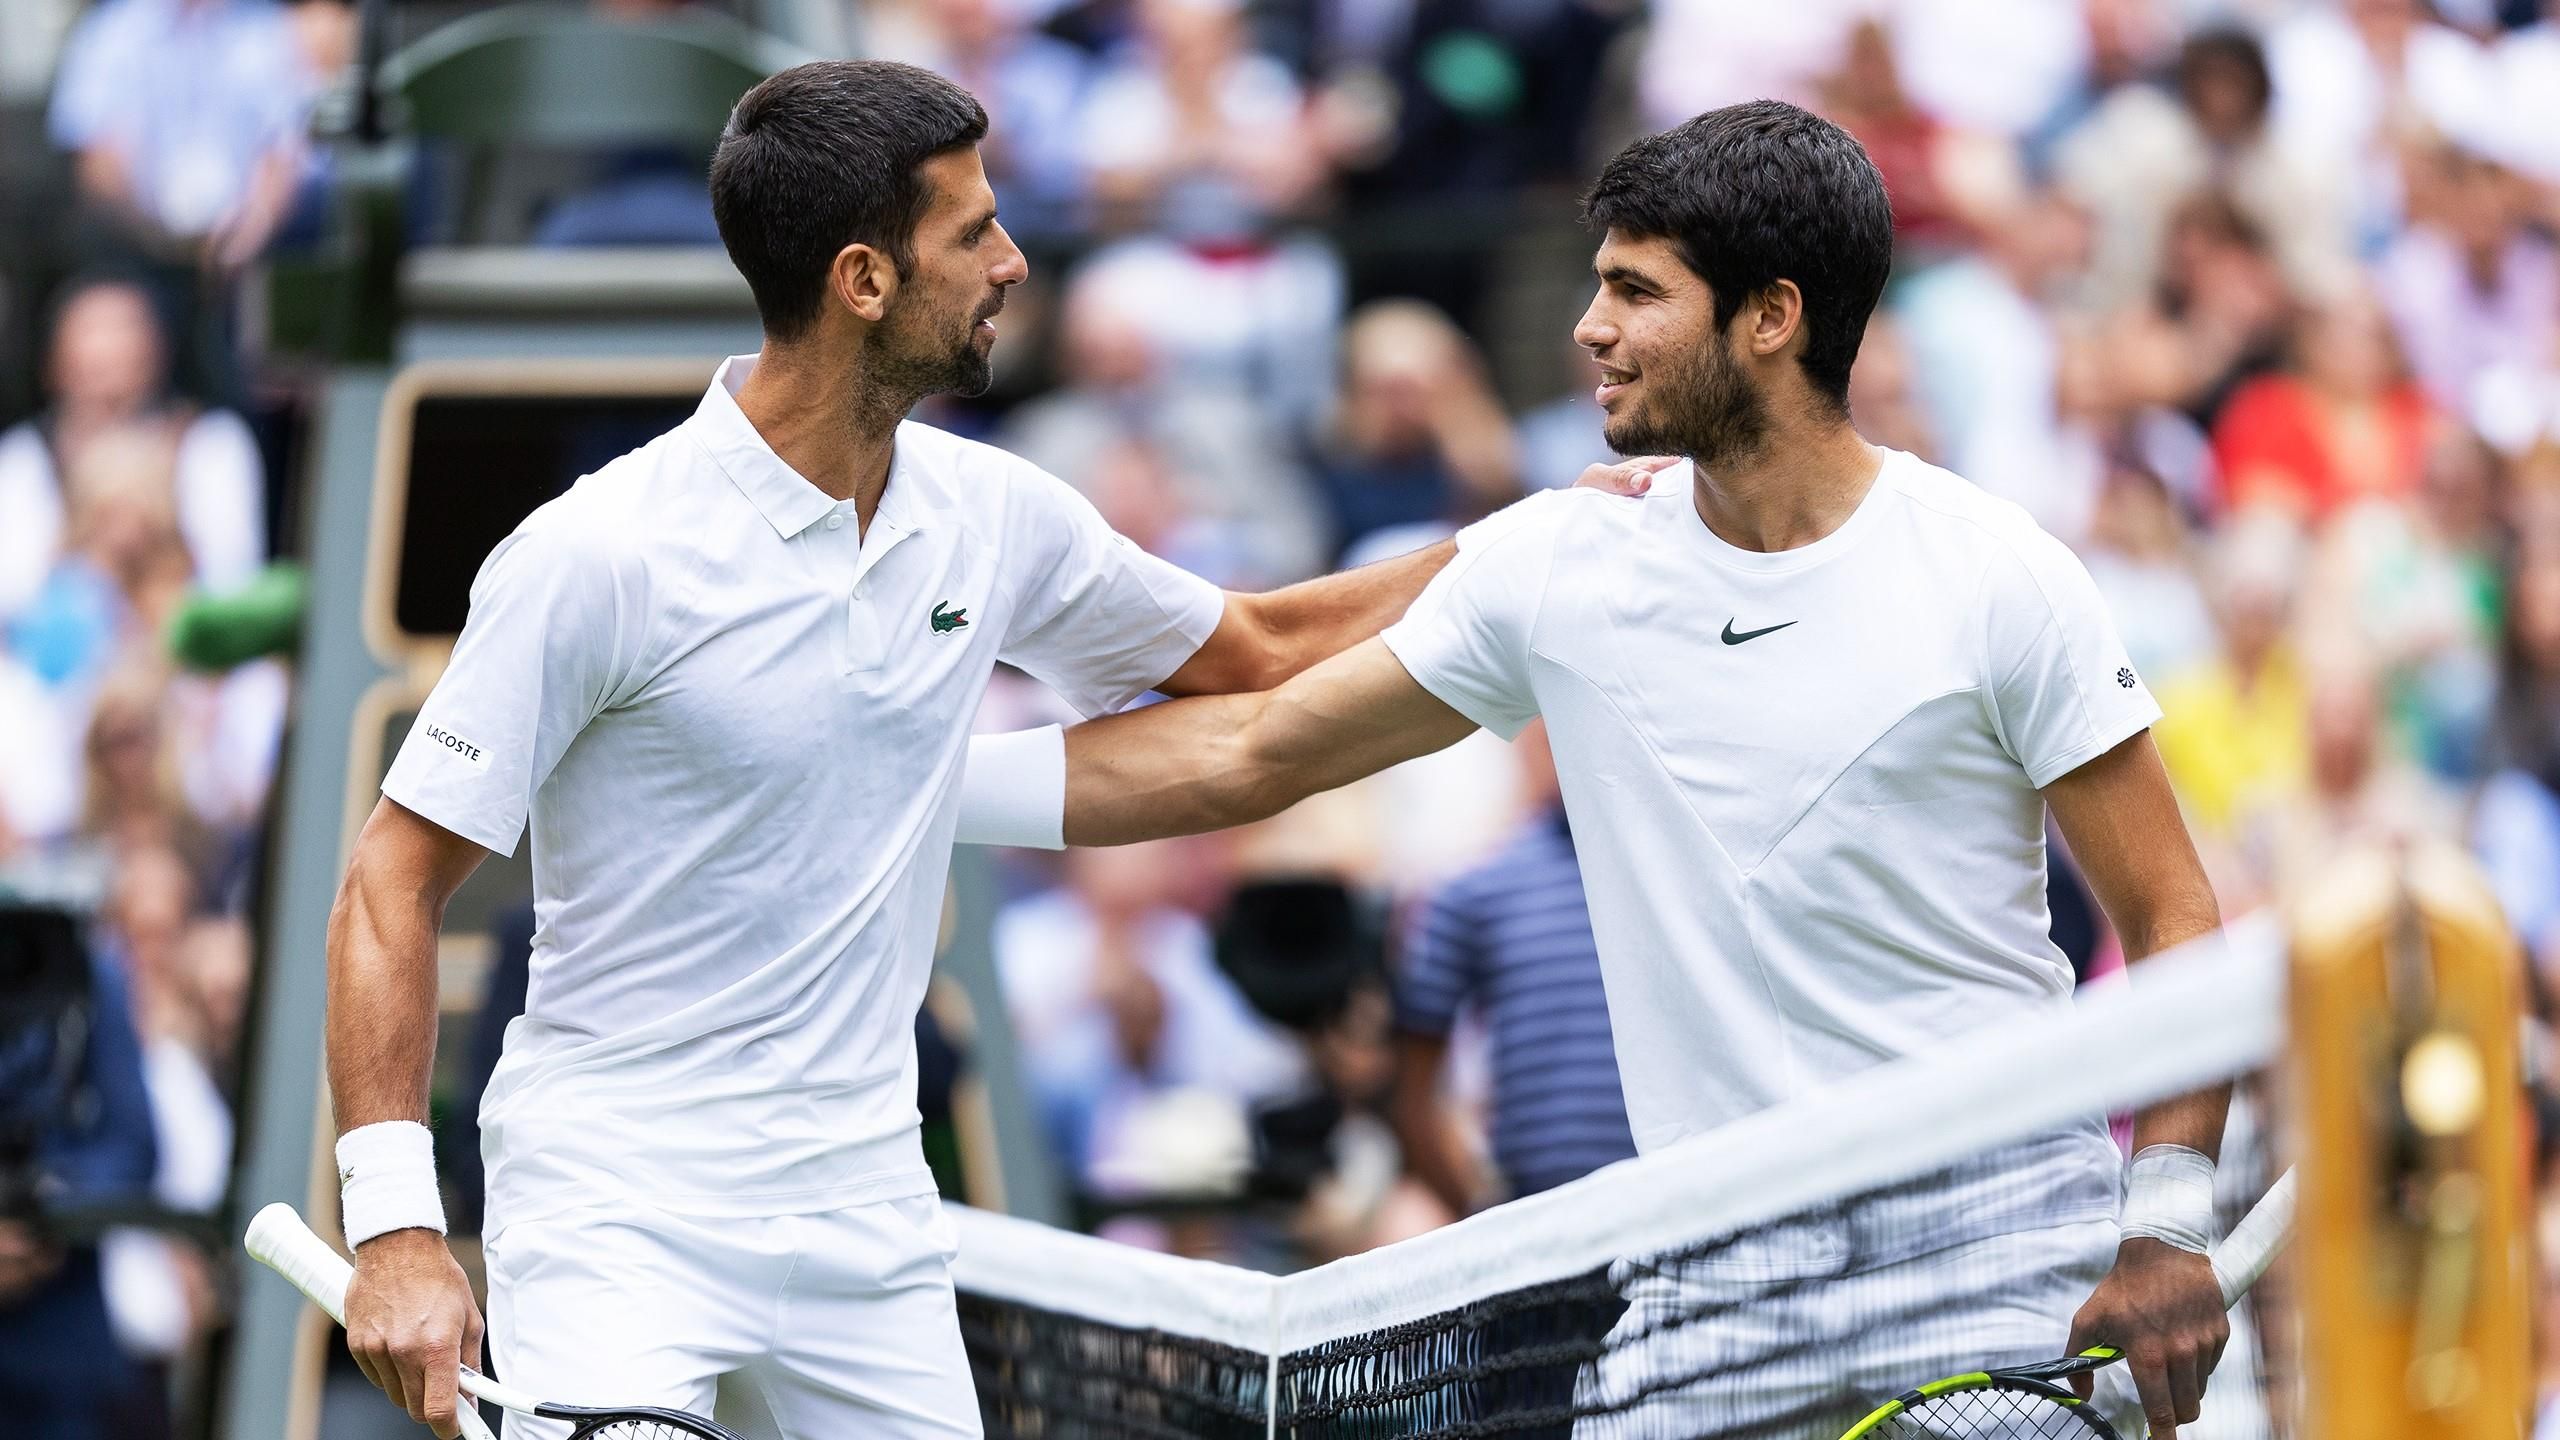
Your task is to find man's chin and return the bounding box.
[1603,418,1669,459]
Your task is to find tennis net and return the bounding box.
[948,917,2294,1439]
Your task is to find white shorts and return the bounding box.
[483,1191,982,1440]
[1576,1218,2138,1439]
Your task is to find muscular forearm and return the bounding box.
[1064,691,1291,846]
[2121,899,2233,1161]
[325,851,447,1134]
[1226,540,1455,690]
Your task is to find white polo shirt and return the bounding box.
[382,356,1222,1235]
[1381,452,2158,1238]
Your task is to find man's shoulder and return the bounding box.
[505,443,688,574]
[895,418,1066,524]
[1461,485,1635,563]
[1877,452,2086,586]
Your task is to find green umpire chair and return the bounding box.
[275,1,808,359]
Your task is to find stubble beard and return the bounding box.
[1604,336,1772,469]
[865,304,996,417]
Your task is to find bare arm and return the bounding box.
[1066,637,1479,846]
[1390,1032,1484,1217]
[2045,732,2229,1157]
[1160,459,1671,696]
[2047,731,2230,1440]
[1162,542,1457,697]
[327,797,489,1439]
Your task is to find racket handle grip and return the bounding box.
[246,1202,355,1325]
[2210,1167,2297,1308]
[245,1204,505,1440]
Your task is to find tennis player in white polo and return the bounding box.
[966,102,2236,1440]
[326,61,1658,1440]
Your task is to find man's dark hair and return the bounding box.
[710,60,989,342]
[1582,101,1894,411]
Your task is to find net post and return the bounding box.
[2287,839,2534,1437]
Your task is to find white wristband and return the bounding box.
[955,726,1067,850]
[335,1121,447,1247]
[2120,1143,2216,1255]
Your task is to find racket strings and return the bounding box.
[1873,1382,2116,1438]
[567,1420,728,1440]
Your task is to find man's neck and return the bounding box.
[1690,420,1883,554]
[732,343,910,531]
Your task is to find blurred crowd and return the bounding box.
[13,0,2560,1433]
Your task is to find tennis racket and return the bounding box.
[246,1203,743,1440]
[1838,1167,2297,1439]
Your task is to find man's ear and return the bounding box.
[829,243,898,325]
[1743,280,1806,359]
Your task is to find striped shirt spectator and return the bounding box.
[1391,808,1636,1206]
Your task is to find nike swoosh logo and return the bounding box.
[1721,619,1798,645]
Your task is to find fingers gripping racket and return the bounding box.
[246,1204,743,1440]
[1838,1168,2297,1439]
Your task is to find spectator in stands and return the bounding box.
[2145,191,2294,436]
[1389,721,1634,1216]
[1077,0,1324,240]
[997,264,1328,585]
[2476,542,2560,990]
[1895,180,2102,542]
[96,847,231,1395]
[2211,286,2436,522]
[2302,418,2505,778]
[2265,0,2489,247]
[2264,649,2456,898]
[1311,300,1520,562]
[2378,137,2559,417]
[2057,25,2353,312]
[0,904,161,1440]
[64,663,222,900]
[2,429,193,848]
[2082,461,2218,688]
[994,841,1304,1205]
[1816,18,1979,259]
[1065,0,1347,429]
[2153,511,2313,903]
[47,0,317,272]
[874,0,1093,244]
[0,279,266,625]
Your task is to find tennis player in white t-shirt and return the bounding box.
[975,101,2235,1439]
[325,61,1658,1440]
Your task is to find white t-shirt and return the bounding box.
[382,356,1223,1235]
[1382,452,2157,1233]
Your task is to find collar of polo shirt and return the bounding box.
[691,355,951,540]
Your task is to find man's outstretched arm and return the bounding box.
[1160,458,1671,695]
[1065,636,1480,846]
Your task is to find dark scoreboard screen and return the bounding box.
[394,392,698,637]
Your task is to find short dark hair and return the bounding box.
[710,60,989,341]
[1583,101,1894,410]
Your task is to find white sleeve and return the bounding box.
[998,464,1224,718]
[0,426,65,621]
[955,726,1066,849]
[1983,526,2162,789]
[380,506,644,855]
[1376,496,1554,741]
[175,410,267,593]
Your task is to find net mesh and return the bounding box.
[950,922,2292,1440]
